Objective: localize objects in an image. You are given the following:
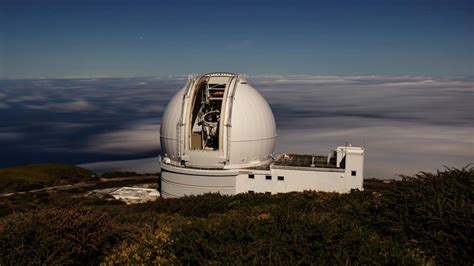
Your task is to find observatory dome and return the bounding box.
[160,72,277,169]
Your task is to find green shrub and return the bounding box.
[0,207,123,265]
[372,166,474,263]
[103,214,189,264]
[107,166,472,264]
[166,210,420,265]
[0,166,471,264]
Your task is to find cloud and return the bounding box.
[85,122,160,154]
[79,157,160,174]
[0,93,9,109]
[276,120,473,178]
[253,75,474,178]
[37,122,96,132]
[254,75,474,127]
[26,100,95,112]
[0,76,471,178]
[7,94,47,103]
[0,132,23,141]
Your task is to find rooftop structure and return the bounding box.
[273,154,338,169]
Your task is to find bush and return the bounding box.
[103,214,189,264]
[166,210,420,264]
[0,166,472,264]
[106,166,473,264]
[0,207,123,265]
[372,166,474,263]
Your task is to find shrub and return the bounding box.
[103,166,472,264]
[372,166,474,263]
[103,214,189,264]
[0,207,123,265]
[0,166,471,264]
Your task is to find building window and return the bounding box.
[248,174,254,179]
[351,170,357,176]
[278,176,284,181]
[265,192,271,195]
[265,175,272,180]
[248,190,254,194]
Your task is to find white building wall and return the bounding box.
[270,168,347,193]
[338,146,364,191]
[235,168,357,194]
[236,170,274,194]
[160,146,365,198]
[160,164,238,198]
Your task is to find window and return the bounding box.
[248,174,254,179]
[265,175,272,180]
[351,170,357,176]
[248,190,254,194]
[278,176,284,181]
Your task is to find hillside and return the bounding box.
[0,166,472,264]
[0,163,97,193]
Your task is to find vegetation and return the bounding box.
[101,171,140,179]
[0,207,122,265]
[0,166,472,264]
[101,171,160,179]
[0,163,97,193]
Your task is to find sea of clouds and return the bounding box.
[0,75,472,178]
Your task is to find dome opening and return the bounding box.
[189,75,232,151]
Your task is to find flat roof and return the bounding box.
[273,154,338,169]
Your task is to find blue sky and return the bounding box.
[1,0,473,78]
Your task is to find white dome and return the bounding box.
[160,73,277,169]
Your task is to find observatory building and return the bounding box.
[159,72,364,198]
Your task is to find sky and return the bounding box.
[1,0,473,78]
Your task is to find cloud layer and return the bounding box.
[85,122,160,154]
[252,75,473,177]
[0,76,472,178]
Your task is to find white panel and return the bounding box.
[228,83,277,167]
[163,171,235,187]
[161,169,237,198]
[160,88,185,160]
[268,169,347,193]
